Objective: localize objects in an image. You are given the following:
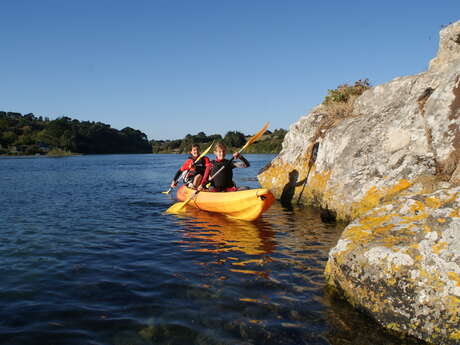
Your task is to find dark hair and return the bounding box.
[190,144,200,151]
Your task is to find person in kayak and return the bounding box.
[170,144,210,189]
[199,142,250,192]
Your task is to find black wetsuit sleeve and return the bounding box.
[233,155,250,168]
[173,169,182,182]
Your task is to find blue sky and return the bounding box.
[1,1,459,140]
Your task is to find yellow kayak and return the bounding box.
[176,185,275,221]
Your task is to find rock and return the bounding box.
[325,186,460,345]
[429,21,460,71]
[258,20,460,221]
[258,19,460,345]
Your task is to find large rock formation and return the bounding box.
[258,21,460,222]
[258,20,460,344]
[325,187,460,344]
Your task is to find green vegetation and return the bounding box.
[323,79,371,105]
[46,148,74,157]
[0,111,286,155]
[0,111,151,155]
[320,79,371,120]
[151,128,287,154]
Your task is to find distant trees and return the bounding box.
[0,111,287,155]
[150,128,287,154]
[0,112,151,155]
[224,131,246,148]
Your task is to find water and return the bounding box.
[0,154,422,345]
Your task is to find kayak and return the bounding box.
[176,185,275,221]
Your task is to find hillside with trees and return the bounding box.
[150,128,287,154]
[0,111,287,155]
[0,112,151,155]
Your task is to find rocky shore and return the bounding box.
[258,20,460,344]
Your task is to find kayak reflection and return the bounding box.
[176,208,275,256]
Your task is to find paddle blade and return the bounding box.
[240,122,269,152]
[165,201,187,213]
[161,188,172,194]
[195,140,214,163]
[165,190,199,214]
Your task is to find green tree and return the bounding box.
[224,131,245,148]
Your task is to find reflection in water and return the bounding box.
[160,204,423,345]
[176,208,276,256]
[1,154,424,345]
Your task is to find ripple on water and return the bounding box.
[0,155,424,345]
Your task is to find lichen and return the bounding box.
[326,185,460,345]
[350,179,412,220]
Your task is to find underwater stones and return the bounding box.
[325,186,460,344]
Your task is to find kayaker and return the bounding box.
[170,144,210,189]
[199,142,250,192]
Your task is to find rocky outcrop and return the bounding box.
[430,21,460,71]
[258,20,460,221]
[258,20,460,344]
[325,187,460,344]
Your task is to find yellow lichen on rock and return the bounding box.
[449,208,460,217]
[447,272,460,287]
[432,241,448,254]
[351,186,381,218]
[258,157,414,221]
[385,179,412,199]
[425,196,443,209]
[409,200,425,214]
[450,329,460,341]
[350,179,412,220]
[326,184,460,345]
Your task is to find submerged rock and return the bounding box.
[325,187,460,344]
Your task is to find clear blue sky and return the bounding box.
[1,1,459,140]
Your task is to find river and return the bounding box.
[0,154,422,345]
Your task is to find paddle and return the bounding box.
[161,170,188,194]
[208,122,270,181]
[161,141,214,194]
[165,123,269,214]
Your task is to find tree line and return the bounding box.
[150,128,287,154]
[0,111,287,155]
[0,112,151,155]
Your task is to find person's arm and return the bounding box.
[232,153,250,168]
[171,169,182,187]
[202,156,210,166]
[171,159,193,187]
[180,159,193,171]
[198,161,213,190]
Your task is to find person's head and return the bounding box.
[214,142,227,160]
[190,144,200,158]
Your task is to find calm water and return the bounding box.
[0,154,421,345]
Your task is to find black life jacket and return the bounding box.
[189,155,207,175]
[210,159,234,189]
